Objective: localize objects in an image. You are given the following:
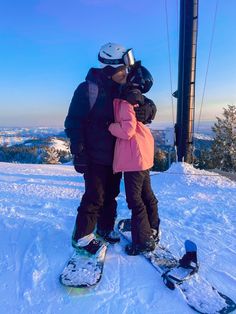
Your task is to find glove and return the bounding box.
[134,106,148,123]
[144,97,157,123]
[125,89,144,106]
[73,151,88,174]
[135,96,157,124]
[121,84,144,106]
[70,142,88,174]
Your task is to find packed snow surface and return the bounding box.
[0,162,235,314]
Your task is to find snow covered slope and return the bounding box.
[0,162,235,314]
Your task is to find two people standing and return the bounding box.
[64,43,160,255]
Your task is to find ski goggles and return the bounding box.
[98,48,135,67]
[123,49,135,67]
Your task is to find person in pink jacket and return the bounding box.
[108,63,160,255]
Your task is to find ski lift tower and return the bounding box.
[175,0,199,163]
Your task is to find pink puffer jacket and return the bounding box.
[108,98,154,173]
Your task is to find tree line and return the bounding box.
[0,105,235,172]
[0,145,71,165]
[195,105,236,173]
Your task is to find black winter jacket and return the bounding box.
[64,68,121,166]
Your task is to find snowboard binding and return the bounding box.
[162,240,199,290]
[179,240,199,272]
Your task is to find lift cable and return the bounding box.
[164,0,176,128]
[196,0,219,134]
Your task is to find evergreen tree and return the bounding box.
[211,105,236,172]
[152,149,168,171]
[41,147,60,164]
[194,149,214,170]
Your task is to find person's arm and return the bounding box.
[64,82,90,155]
[64,82,91,173]
[108,100,137,140]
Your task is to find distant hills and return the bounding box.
[0,127,66,146]
[0,127,70,164]
[0,126,214,165]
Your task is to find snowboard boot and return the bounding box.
[72,233,104,255]
[151,228,161,244]
[96,229,120,244]
[125,237,156,256]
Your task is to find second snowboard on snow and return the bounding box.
[118,218,236,314]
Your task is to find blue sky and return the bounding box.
[0,0,235,128]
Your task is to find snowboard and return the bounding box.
[59,243,107,288]
[118,218,236,314]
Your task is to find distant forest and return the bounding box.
[1,104,236,173]
[0,137,71,165]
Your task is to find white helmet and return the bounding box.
[98,43,135,68]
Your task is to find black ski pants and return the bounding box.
[73,163,122,241]
[124,170,160,245]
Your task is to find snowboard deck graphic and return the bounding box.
[118,218,236,314]
[59,244,107,288]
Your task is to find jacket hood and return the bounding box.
[85,67,121,92]
[85,68,106,86]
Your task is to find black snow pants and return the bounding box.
[73,163,122,241]
[124,170,160,246]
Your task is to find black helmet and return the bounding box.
[127,61,154,93]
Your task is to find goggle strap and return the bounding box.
[98,54,124,65]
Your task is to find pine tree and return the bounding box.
[194,149,214,170]
[41,147,60,164]
[152,149,168,171]
[211,105,236,172]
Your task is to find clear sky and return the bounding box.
[0,0,235,128]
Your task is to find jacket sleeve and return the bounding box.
[108,100,137,140]
[64,82,90,152]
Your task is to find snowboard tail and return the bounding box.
[118,218,236,314]
[59,244,107,288]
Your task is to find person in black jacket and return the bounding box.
[64,43,157,254]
